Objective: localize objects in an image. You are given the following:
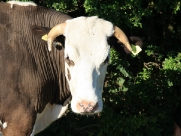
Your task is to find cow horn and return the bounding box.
[113,26,132,53]
[47,23,66,51]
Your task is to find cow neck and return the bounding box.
[33,8,72,108]
[1,4,72,112]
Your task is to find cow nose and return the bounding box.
[77,100,98,113]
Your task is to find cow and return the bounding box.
[0,1,142,136]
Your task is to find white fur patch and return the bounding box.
[2,122,7,129]
[7,1,37,8]
[0,121,7,136]
[64,16,114,43]
[0,121,7,129]
[34,104,68,134]
[30,124,36,136]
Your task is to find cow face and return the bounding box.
[63,17,114,114]
[47,16,134,115]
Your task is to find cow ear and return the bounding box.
[108,36,125,54]
[108,36,143,55]
[31,25,65,50]
[31,25,50,41]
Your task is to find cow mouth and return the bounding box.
[79,111,101,116]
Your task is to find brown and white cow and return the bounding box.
[0,1,141,136]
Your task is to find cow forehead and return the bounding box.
[64,16,114,39]
[64,16,113,64]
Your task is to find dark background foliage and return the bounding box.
[7,0,181,135]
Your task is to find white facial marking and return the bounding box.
[7,1,37,8]
[63,16,114,114]
[35,104,68,134]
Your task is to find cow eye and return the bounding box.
[103,56,109,64]
[65,56,75,66]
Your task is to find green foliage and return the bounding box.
[8,0,181,135]
[163,53,181,71]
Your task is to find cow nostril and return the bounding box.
[79,103,84,107]
[78,101,98,113]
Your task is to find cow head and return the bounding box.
[47,16,138,115]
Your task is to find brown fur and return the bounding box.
[0,2,72,135]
